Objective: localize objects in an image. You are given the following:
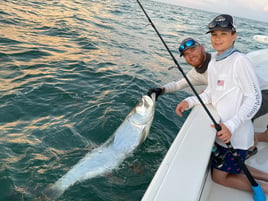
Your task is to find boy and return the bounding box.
[175,14,268,194]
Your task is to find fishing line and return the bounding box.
[136,0,265,199]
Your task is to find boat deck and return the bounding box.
[201,142,268,201]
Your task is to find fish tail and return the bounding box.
[42,183,65,200]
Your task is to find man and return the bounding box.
[147,37,268,154]
[147,37,209,95]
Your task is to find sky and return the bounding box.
[154,0,268,22]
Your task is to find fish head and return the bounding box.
[113,94,156,151]
[131,94,155,125]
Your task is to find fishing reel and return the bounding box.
[212,146,229,168]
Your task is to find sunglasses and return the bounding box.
[178,39,199,53]
[208,20,235,30]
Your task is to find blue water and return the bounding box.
[0,0,267,200]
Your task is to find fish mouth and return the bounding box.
[142,94,155,105]
[138,96,154,112]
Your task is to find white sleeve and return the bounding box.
[224,57,262,134]
[184,87,212,109]
[163,69,208,93]
[162,79,188,93]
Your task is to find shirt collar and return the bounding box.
[216,47,239,61]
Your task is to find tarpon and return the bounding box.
[44,94,156,199]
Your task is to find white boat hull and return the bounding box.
[253,35,268,44]
[142,105,220,201]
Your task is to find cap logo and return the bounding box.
[216,16,226,22]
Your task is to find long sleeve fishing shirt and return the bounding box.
[163,69,208,93]
[185,52,262,149]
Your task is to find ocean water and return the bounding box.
[0,0,267,200]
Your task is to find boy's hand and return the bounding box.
[175,100,189,117]
[211,123,232,143]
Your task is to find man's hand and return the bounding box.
[147,88,163,100]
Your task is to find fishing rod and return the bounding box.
[136,0,265,200]
[137,0,220,131]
